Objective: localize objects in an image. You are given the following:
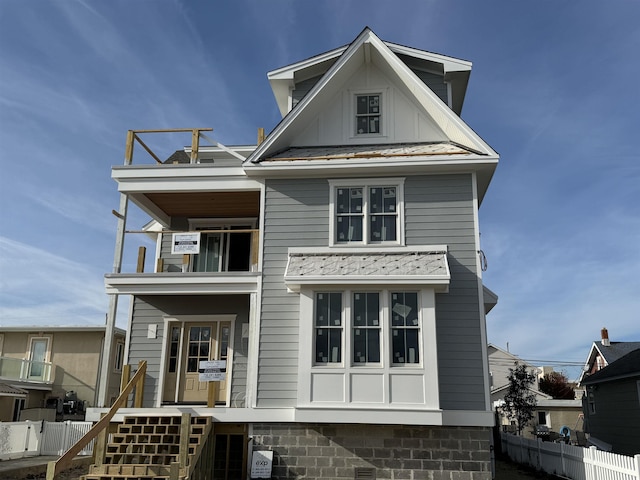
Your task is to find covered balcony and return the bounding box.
[106,129,262,296]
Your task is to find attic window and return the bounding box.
[356,94,381,134]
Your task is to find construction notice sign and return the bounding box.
[171,232,201,254]
[198,360,226,382]
[250,450,273,478]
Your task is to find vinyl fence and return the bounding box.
[0,420,93,460]
[501,432,640,480]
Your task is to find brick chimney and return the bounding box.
[601,327,610,346]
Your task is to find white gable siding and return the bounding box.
[290,62,447,147]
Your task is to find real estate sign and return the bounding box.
[171,232,201,254]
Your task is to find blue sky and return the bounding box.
[1,1,638,380]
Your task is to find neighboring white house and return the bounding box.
[98,27,500,479]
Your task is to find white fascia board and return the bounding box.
[113,165,248,181]
[104,274,259,295]
[289,245,448,254]
[285,277,450,293]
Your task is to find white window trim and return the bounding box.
[328,178,405,247]
[26,335,52,362]
[350,88,389,139]
[298,287,439,409]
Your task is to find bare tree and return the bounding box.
[500,363,537,435]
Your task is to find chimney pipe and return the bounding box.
[601,327,610,346]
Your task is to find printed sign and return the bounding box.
[171,232,201,254]
[250,450,273,479]
[198,360,226,382]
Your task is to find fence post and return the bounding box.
[634,454,640,480]
[587,446,597,480]
[62,421,71,456]
[559,440,566,478]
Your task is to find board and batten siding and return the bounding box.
[127,294,250,408]
[258,179,329,407]
[258,174,487,412]
[405,173,485,411]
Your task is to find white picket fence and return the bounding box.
[501,432,640,480]
[0,420,93,460]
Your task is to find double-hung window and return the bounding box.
[314,292,342,364]
[391,292,420,364]
[356,94,381,135]
[352,292,380,364]
[332,179,403,245]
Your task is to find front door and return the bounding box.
[163,320,232,404]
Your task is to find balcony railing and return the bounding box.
[0,356,54,384]
[128,228,260,274]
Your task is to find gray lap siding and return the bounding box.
[127,294,250,407]
[258,174,486,411]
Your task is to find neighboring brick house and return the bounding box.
[100,28,500,479]
[0,325,125,421]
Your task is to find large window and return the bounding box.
[314,292,342,364]
[332,180,403,245]
[391,292,420,364]
[356,94,381,135]
[352,292,380,364]
[313,290,420,366]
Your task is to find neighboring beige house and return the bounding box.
[489,344,582,439]
[0,325,125,421]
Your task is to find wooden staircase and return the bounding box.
[82,414,212,480]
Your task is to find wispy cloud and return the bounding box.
[0,237,107,326]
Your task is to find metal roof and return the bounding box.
[0,382,28,397]
[284,249,450,293]
[264,142,474,163]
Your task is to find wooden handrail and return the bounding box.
[46,360,147,480]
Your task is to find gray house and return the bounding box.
[101,28,500,479]
[581,349,640,455]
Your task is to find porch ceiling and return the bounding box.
[143,191,260,218]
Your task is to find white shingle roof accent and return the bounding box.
[284,249,450,292]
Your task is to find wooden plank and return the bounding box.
[47,360,147,478]
[120,364,131,395]
[179,413,191,469]
[207,382,217,408]
[132,128,212,134]
[136,246,146,273]
[124,130,135,165]
[133,133,163,164]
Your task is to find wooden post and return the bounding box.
[257,127,265,145]
[45,461,56,480]
[136,246,146,273]
[182,254,190,273]
[125,130,135,165]
[93,413,108,468]
[251,230,259,270]
[156,258,164,273]
[120,364,131,397]
[179,413,191,470]
[191,129,200,163]
[207,381,217,408]
[170,462,180,480]
[134,360,145,408]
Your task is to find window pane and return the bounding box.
[406,329,419,363]
[329,294,342,326]
[353,329,366,363]
[357,95,368,115]
[187,358,198,372]
[383,187,396,212]
[337,215,362,242]
[329,329,342,362]
[392,329,405,362]
[315,328,329,363]
[350,188,362,213]
[369,116,380,134]
[336,189,349,214]
[190,328,200,341]
[366,293,379,326]
[369,187,382,214]
[315,293,329,326]
[367,329,380,362]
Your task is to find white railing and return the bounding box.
[0,356,53,383]
[501,432,640,480]
[0,421,93,460]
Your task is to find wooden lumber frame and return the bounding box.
[124,128,213,165]
[46,360,147,480]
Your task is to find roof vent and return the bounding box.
[355,467,376,479]
[601,327,610,346]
